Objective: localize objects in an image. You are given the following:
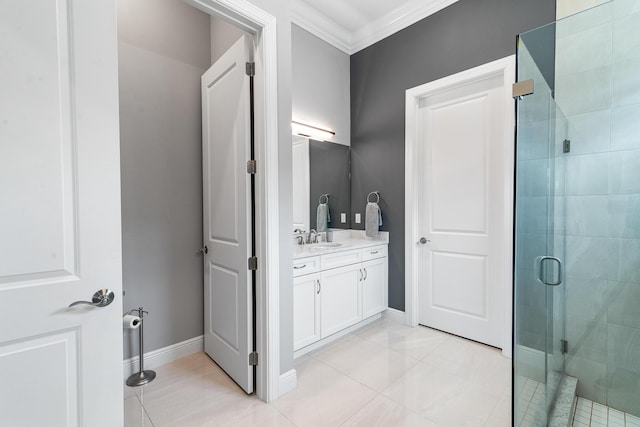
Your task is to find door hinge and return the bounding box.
[512,79,534,98]
[247,159,257,174]
[561,339,568,354]
[249,351,258,366]
[248,256,258,270]
[246,62,255,76]
[563,139,571,153]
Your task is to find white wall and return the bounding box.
[292,24,351,145]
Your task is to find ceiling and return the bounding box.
[291,0,460,54]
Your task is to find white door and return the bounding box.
[417,73,508,348]
[0,2,123,426]
[202,36,254,393]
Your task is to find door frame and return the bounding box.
[404,55,515,357]
[184,0,281,401]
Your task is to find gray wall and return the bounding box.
[292,24,351,145]
[210,15,250,63]
[350,0,556,310]
[118,0,211,358]
[118,0,297,376]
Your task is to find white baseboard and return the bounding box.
[383,307,405,324]
[278,369,297,397]
[293,313,382,359]
[123,335,204,378]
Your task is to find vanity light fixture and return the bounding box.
[291,120,335,141]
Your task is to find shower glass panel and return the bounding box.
[515,0,640,424]
[514,23,568,425]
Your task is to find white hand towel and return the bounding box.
[365,202,382,237]
[317,202,330,232]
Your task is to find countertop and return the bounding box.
[293,230,389,259]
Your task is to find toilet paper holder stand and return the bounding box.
[126,307,156,387]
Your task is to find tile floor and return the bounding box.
[571,397,640,427]
[124,318,512,426]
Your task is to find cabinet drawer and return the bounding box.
[361,245,387,261]
[321,249,361,270]
[293,256,321,277]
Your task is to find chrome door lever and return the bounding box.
[418,237,431,244]
[69,289,115,308]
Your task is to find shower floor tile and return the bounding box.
[572,397,640,427]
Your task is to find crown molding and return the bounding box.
[291,0,352,54]
[291,0,460,55]
[350,0,459,53]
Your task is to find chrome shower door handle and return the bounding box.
[69,289,116,308]
[535,256,563,286]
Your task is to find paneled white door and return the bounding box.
[202,35,254,393]
[0,2,123,426]
[417,73,508,348]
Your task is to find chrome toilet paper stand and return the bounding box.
[126,307,156,387]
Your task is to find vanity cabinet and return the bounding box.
[293,272,321,350]
[293,244,388,352]
[361,257,388,319]
[320,263,362,337]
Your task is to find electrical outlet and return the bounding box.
[355,213,361,224]
[341,213,346,223]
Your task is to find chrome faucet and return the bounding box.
[294,229,305,245]
[308,229,319,244]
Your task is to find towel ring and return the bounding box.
[319,194,329,204]
[367,191,380,203]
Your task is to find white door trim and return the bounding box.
[183,0,282,401]
[405,55,515,358]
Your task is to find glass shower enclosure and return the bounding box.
[514,1,640,425]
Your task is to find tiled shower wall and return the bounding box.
[557,0,610,19]
[554,0,640,416]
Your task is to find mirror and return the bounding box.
[292,135,350,232]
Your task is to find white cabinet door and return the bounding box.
[293,273,321,350]
[320,264,361,337]
[362,257,388,318]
